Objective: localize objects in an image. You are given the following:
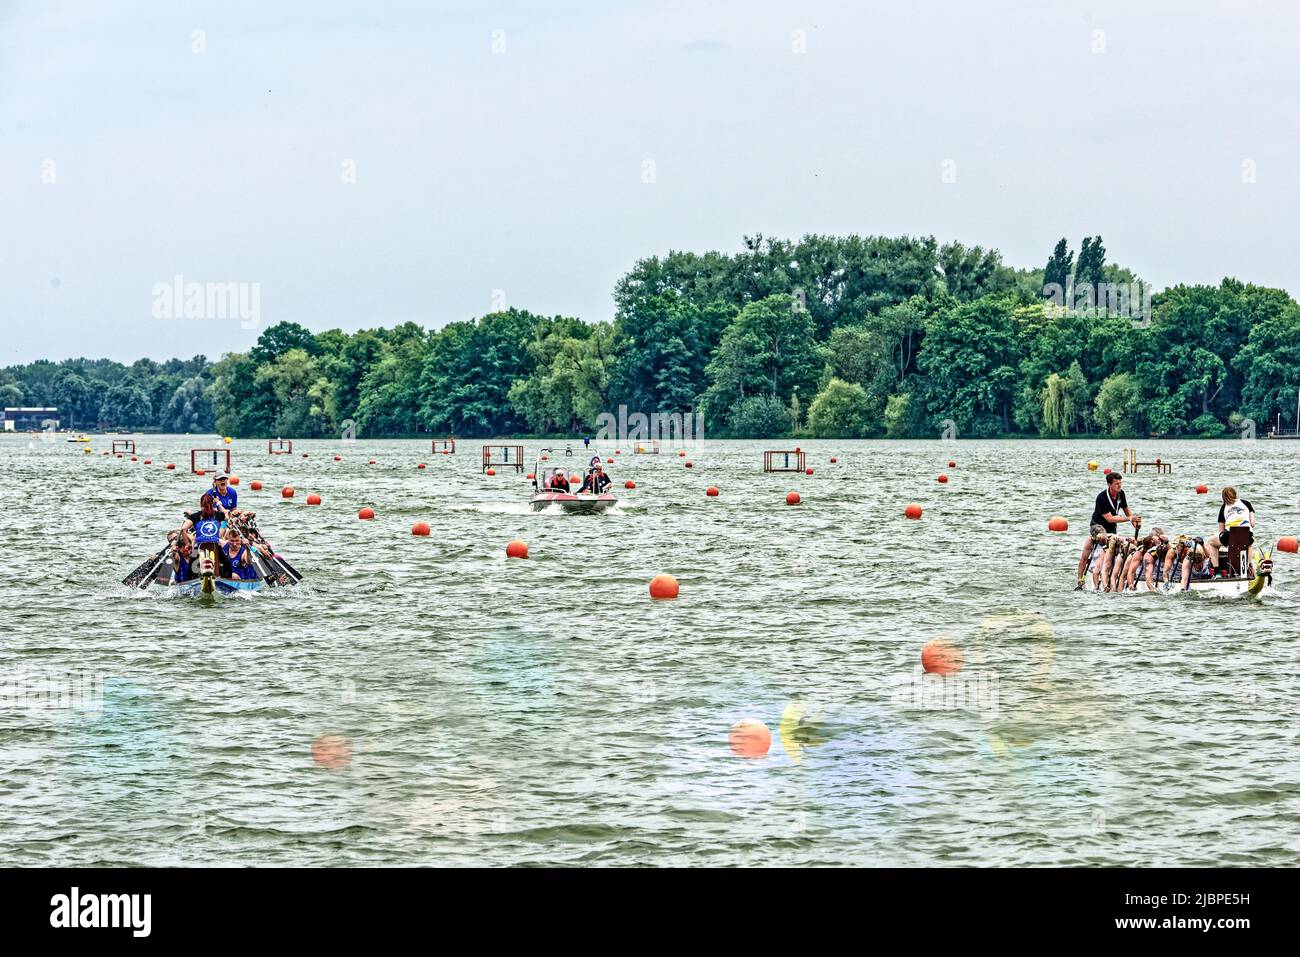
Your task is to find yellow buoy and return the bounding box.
[1087,460,1098,471]
[223,436,233,444]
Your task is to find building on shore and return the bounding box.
[1,407,60,431]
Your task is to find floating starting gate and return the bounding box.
[634,439,661,454]
[1122,448,1172,474]
[268,438,293,454]
[111,439,136,454]
[191,448,232,475]
[482,445,525,472]
[432,438,456,454]
[764,450,806,473]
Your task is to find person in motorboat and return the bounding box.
[1203,486,1255,575]
[546,468,571,492]
[580,461,611,494]
[1076,472,1141,589]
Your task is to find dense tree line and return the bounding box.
[5,233,1299,439]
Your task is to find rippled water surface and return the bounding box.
[2,435,1298,866]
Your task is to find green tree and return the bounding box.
[52,371,94,429]
[1043,238,1073,294]
[938,242,1004,301]
[807,378,876,437]
[1094,372,1143,436]
[161,377,215,432]
[98,379,153,428]
[727,395,789,438]
[1236,302,1300,429]
[917,295,1022,436]
[702,294,823,430]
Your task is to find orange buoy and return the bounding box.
[250,480,263,490]
[334,455,341,461]
[1196,484,1208,494]
[143,459,152,464]
[506,539,528,559]
[228,476,239,485]
[412,521,430,536]
[624,480,636,489]
[649,574,679,599]
[706,486,719,497]
[166,463,175,470]
[358,507,375,520]
[786,491,801,505]
[921,638,964,676]
[684,461,693,468]
[368,459,376,465]
[130,456,137,461]
[526,472,535,480]
[302,453,309,459]
[1103,467,1111,475]
[805,467,814,475]
[948,460,956,468]
[540,454,549,461]
[1048,516,1068,532]
[905,503,923,520]
[417,463,426,469]
[570,474,582,483]
[830,456,838,463]
[678,450,686,457]
[282,486,295,498]
[306,493,321,505]
[728,719,772,758]
[606,458,613,463]
[937,474,948,483]
[195,469,205,476]
[1278,536,1298,553]
[486,468,497,476]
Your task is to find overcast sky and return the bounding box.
[2,0,1297,364]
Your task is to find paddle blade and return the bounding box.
[122,551,161,587]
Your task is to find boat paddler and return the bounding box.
[1076,472,1141,589]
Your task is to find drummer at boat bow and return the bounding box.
[1076,472,1141,589]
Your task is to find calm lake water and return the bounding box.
[1,435,1297,866]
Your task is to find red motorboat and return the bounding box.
[530,453,617,513]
